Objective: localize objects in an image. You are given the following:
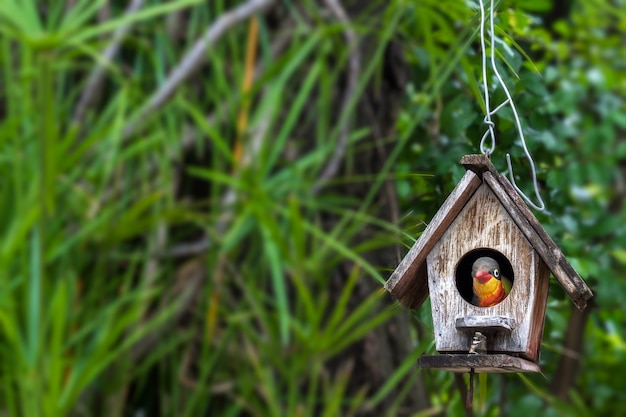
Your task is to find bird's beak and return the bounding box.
[474,270,492,284]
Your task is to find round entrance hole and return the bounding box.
[455,249,514,307]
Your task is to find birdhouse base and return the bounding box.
[418,354,540,373]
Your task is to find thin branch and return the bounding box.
[122,0,276,139]
[72,0,144,125]
[168,234,211,258]
[312,0,361,194]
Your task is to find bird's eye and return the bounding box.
[493,269,500,278]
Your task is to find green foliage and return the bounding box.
[0,0,424,415]
[0,0,624,415]
[0,0,207,414]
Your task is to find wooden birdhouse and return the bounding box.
[385,155,593,373]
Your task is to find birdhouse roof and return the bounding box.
[385,154,593,311]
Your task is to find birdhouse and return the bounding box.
[385,155,593,373]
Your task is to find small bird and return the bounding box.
[471,257,512,307]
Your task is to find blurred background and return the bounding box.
[0,0,624,415]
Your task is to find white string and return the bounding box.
[478,0,546,212]
[478,0,497,155]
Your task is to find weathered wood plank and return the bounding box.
[385,170,482,309]
[483,172,593,310]
[455,316,515,333]
[418,354,541,373]
[460,154,499,178]
[528,259,550,361]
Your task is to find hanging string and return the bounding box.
[478,0,546,212]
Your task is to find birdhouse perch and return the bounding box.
[385,155,593,373]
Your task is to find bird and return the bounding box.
[471,256,512,307]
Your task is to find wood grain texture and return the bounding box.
[426,183,549,361]
[483,172,593,310]
[418,354,541,373]
[528,258,550,361]
[385,170,482,309]
[455,316,514,333]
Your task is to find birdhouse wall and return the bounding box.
[426,183,550,362]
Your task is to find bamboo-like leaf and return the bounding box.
[26,227,42,367]
[321,360,353,417]
[179,97,235,162]
[461,56,486,113]
[325,265,361,332]
[63,0,203,45]
[0,0,42,35]
[263,56,322,174]
[517,374,580,414]
[478,372,487,413]
[494,25,542,76]
[0,203,39,263]
[259,224,290,345]
[364,339,434,409]
[57,0,108,34]
[46,278,70,406]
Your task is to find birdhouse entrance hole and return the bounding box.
[455,249,514,307]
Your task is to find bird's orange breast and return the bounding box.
[473,278,507,307]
